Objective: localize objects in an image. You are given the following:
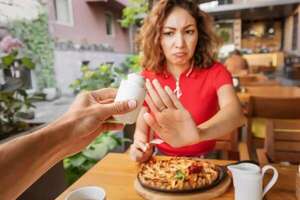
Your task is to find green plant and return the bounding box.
[0,37,35,138]
[8,13,55,90]
[69,63,115,94]
[70,55,141,93]
[121,0,148,28]
[63,132,131,184]
[216,28,231,44]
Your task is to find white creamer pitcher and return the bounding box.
[227,163,278,200]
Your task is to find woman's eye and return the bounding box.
[163,32,174,36]
[186,30,195,35]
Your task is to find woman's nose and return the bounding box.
[174,33,185,48]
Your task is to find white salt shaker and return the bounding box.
[113,73,146,124]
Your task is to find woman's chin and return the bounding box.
[169,57,189,65]
[172,61,189,66]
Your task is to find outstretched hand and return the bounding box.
[143,79,200,147]
[53,88,137,157]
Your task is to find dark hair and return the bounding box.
[137,0,220,72]
[230,49,242,56]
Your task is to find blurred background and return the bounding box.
[0,0,299,199]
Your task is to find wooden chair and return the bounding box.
[255,119,300,194]
[238,75,279,87]
[215,129,250,161]
[256,119,300,166]
[247,96,300,160]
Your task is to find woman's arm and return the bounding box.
[143,80,245,147]
[129,107,153,162]
[197,84,246,140]
[0,89,136,199]
[134,107,149,142]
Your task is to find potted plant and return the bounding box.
[0,35,38,140]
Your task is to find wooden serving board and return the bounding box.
[134,175,231,200]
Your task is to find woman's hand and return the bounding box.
[143,79,201,148]
[129,140,153,162]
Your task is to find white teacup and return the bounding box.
[65,186,105,200]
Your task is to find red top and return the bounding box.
[141,62,232,156]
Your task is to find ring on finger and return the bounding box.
[158,106,166,112]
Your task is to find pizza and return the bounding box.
[137,157,221,192]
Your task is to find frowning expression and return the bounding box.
[160,7,198,67]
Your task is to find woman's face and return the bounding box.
[160,7,198,67]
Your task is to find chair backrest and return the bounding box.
[265,119,300,164]
[246,96,300,152]
[215,130,239,160]
[248,96,300,119]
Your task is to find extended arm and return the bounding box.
[196,84,246,141]
[0,89,136,199]
[143,79,245,147]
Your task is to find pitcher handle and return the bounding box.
[262,165,279,197]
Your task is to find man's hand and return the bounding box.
[54,88,137,157]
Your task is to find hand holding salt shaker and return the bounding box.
[113,73,146,124]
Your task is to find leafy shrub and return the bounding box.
[64,132,130,184]
[8,13,55,90]
[0,37,35,139]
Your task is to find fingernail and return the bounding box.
[143,112,150,118]
[128,100,137,109]
[141,144,147,152]
[165,86,171,92]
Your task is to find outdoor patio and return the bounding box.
[0,0,300,200]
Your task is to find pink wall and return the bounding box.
[48,0,130,53]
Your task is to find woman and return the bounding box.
[130,0,245,162]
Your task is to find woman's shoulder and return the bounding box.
[207,62,227,71]
[199,62,232,80]
[140,69,160,79]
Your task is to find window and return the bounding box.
[105,12,114,36]
[292,14,298,51]
[54,0,73,25]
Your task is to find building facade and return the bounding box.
[46,0,133,94]
[47,0,130,53]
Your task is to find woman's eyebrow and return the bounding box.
[183,24,195,29]
[163,26,176,30]
[163,24,195,30]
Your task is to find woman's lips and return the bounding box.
[173,52,187,57]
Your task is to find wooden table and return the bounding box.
[237,86,300,104]
[56,153,234,200]
[55,153,296,200]
[264,164,298,200]
[234,74,280,87]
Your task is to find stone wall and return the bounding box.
[53,50,130,95]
